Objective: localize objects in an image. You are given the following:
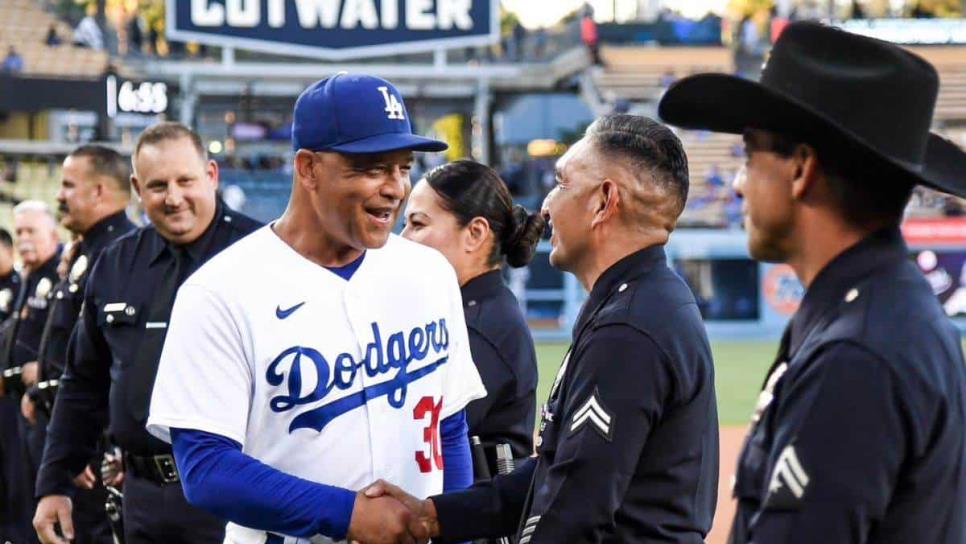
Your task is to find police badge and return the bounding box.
[0,288,11,312]
[69,254,88,283]
[36,277,52,299]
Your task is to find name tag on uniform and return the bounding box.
[103,302,138,325]
[145,322,167,329]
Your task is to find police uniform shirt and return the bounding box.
[0,268,21,323]
[6,249,62,369]
[36,202,261,497]
[37,210,134,385]
[729,227,966,544]
[461,269,538,460]
[433,245,720,543]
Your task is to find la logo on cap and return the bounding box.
[291,73,447,153]
[378,86,405,120]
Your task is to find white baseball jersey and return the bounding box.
[147,226,487,544]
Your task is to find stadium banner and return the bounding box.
[833,18,966,45]
[902,218,966,246]
[166,0,499,60]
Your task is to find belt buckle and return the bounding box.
[153,454,179,484]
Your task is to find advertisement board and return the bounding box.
[167,0,499,59]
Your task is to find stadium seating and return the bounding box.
[0,158,61,232]
[0,0,108,78]
[908,46,966,121]
[594,46,733,102]
[676,132,742,227]
[219,169,291,222]
[593,43,966,225]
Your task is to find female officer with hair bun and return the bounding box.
[402,159,543,464]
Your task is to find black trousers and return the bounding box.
[21,412,113,544]
[0,398,31,544]
[71,486,113,544]
[122,472,224,544]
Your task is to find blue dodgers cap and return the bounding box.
[292,73,448,154]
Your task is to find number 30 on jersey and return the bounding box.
[414,396,443,473]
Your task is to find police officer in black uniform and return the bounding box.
[34,123,261,544]
[0,201,62,543]
[658,22,966,543]
[402,160,543,464]
[369,114,719,543]
[21,145,135,544]
[0,228,22,323]
[4,201,62,399]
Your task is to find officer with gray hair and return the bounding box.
[1,199,61,543]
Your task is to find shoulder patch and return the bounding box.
[570,387,614,441]
[765,444,810,510]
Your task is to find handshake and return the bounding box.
[346,480,441,544]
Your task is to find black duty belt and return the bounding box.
[2,365,24,396]
[124,452,180,485]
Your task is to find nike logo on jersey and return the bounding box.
[275,302,305,319]
[266,319,450,433]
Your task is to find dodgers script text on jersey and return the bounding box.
[147,226,486,544]
[266,318,452,433]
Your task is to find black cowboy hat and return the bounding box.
[658,21,966,198]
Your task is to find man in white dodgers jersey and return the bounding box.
[146,74,486,544]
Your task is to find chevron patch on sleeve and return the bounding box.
[570,388,614,441]
[764,444,810,510]
[519,515,541,544]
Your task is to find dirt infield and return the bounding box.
[708,425,748,544]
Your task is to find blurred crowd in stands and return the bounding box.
[731,0,963,77]
[3,0,964,227]
[2,47,24,74]
[5,0,957,74]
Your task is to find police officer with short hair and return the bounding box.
[658,22,966,543]
[368,114,720,543]
[34,122,261,544]
[28,145,134,417]
[0,224,23,541]
[0,227,22,322]
[5,201,62,393]
[1,200,61,544]
[20,145,135,544]
[401,160,543,464]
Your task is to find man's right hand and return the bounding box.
[363,480,439,541]
[346,489,426,544]
[33,495,74,544]
[101,451,124,488]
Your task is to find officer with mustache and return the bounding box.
[20,145,135,544]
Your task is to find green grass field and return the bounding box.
[535,341,776,426]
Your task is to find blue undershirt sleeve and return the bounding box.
[441,410,473,492]
[170,428,356,540]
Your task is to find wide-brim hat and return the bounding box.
[658,21,966,198]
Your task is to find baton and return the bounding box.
[495,444,515,544]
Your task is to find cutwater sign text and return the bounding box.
[167,0,497,59]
